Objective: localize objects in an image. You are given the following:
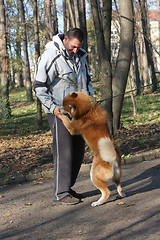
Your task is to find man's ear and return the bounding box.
[70,92,78,98]
[69,104,76,114]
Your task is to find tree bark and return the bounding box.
[133,37,141,95]
[63,0,67,32]
[73,0,80,28]
[66,0,76,27]
[78,0,87,50]
[133,6,141,96]
[139,0,157,92]
[19,0,33,102]
[33,0,43,128]
[51,0,58,34]
[90,0,113,134]
[16,0,23,87]
[44,0,54,41]
[129,65,137,116]
[143,47,149,87]
[112,0,133,134]
[0,0,11,119]
[102,0,112,62]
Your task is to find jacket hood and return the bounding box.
[45,34,65,52]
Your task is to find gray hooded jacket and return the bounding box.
[34,34,93,114]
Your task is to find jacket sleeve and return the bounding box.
[33,50,57,114]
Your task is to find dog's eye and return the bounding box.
[67,114,72,121]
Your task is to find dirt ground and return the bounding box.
[0,123,160,179]
[0,158,160,240]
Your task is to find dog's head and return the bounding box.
[61,92,94,120]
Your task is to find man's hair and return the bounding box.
[65,28,84,42]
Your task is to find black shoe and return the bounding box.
[56,194,80,205]
[70,189,84,199]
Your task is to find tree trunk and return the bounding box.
[44,0,54,41]
[143,47,149,88]
[19,0,33,102]
[63,0,67,32]
[8,42,15,88]
[33,0,43,128]
[0,0,11,119]
[73,0,80,28]
[133,6,141,95]
[78,0,87,50]
[101,0,113,134]
[66,0,76,27]
[16,0,23,87]
[102,0,112,62]
[112,0,133,135]
[129,65,137,116]
[90,0,113,134]
[133,38,141,95]
[139,0,157,92]
[51,0,58,34]
[63,0,72,30]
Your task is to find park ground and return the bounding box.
[0,157,160,240]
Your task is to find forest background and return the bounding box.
[0,0,160,179]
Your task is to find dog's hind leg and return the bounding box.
[91,176,111,207]
[113,178,126,198]
[112,165,126,198]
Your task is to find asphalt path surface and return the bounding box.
[0,158,160,240]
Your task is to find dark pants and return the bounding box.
[47,113,85,200]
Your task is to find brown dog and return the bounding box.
[61,92,125,206]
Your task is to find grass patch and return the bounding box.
[121,92,160,128]
[0,88,49,137]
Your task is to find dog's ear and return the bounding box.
[70,92,78,98]
[69,104,76,114]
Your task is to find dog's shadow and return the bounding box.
[122,163,160,197]
[82,164,160,200]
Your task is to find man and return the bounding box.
[34,28,93,205]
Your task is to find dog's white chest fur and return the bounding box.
[98,137,117,166]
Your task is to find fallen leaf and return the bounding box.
[24,203,32,206]
[38,177,48,180]
[117,202,125,206]
[3,213,15,217]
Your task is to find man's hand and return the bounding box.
[53,106,63,120]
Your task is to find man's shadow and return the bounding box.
[82,164,160,199]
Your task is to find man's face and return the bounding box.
[63,36,83,56]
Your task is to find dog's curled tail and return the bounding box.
[98,137,118,168]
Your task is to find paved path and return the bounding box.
[0,158,160,240]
